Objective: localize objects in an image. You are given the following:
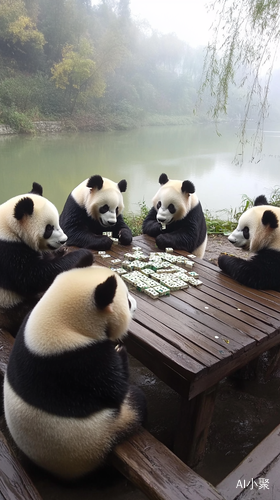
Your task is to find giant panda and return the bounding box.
[0,182,94,336]
[218,195,280,290]
[4,266,146,480]
[142,173,207,258]
[60,175,133,250]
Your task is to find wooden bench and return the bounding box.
[217,423,280,500]
[0,328,225,500]
[0,430,43,500]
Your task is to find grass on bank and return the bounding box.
[124,188,280,237]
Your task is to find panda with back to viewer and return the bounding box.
[0,182,93,336]
[142,173,207,258]
[60,175,133,250]
[4,265,146,480]
[218,195,280,290]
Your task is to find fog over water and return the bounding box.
[1,123,279,217]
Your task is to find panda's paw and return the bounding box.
[54,246,69,256]
[101,236,113,250]
[115,343,127,358]
[75,249,95,268]
[118,229,132,246]
[155,234,167,249]
[218,254,232,271]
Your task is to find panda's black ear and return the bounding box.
[87,175,103,191]
[181,180,195,194]
[14,197,34,220]
[159,173,169,185]
[262,210,278,229]
[29,182,43,196]
[118,180,127,193]
[254,195,268,206]
[94,275,117,310]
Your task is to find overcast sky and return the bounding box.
[91,0,214,48]
[129,0,213,47]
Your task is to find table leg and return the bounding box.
[173,384,218,467]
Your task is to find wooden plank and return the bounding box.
[150,294,254,349]
[193,271,280,326]
[0,430,42,500]
[177,287,272,340]
[112,427,225,500]
[0,328,14,376]
[173,386,218,467]
[0,328,14,412]
[135,293,241,358]
[125,335,192,396]
[189,332,280,399]
[135,302,226,367]
[217,423,280,500]
[128,320,205,380]
[197,259,280,313]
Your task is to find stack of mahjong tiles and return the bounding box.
[109,246,203,299]
[102,231,118,244]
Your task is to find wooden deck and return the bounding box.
[93,234,280,465]
[217,423,280,499]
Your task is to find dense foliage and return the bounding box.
[0,0,206,130]
[2,0,273,132]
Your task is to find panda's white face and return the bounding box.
[74,178,125,227]
[228,205,280,252]
[153,181,195,225]
[228,223,250,249]
[97,199,119,227]
[23,198,68,251]
[0,194,67,252]
[39,221,68,250]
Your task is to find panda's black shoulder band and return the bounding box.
[87,175,103,190]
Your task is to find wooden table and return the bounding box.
[94,234,280,466]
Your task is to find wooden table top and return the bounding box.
[94,234,280,401]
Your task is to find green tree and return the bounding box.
[0,0,45,61]
[198,0,280,163]
[51,39,105,114]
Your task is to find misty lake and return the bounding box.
[1,123,280,217]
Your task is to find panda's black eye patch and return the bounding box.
[168,203,176,214]
[157,201,161,210]
[243,226,249,239]
[44,224,54,239]
[99,204,109,214]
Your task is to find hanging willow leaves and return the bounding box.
[197,0,280,164]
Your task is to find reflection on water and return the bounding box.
[0,123,279,215]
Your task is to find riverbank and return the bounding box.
[0,121,63,135]
[0,112,197,135]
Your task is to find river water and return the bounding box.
[1,123,280,216]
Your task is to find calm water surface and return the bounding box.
[1,123,280,216]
